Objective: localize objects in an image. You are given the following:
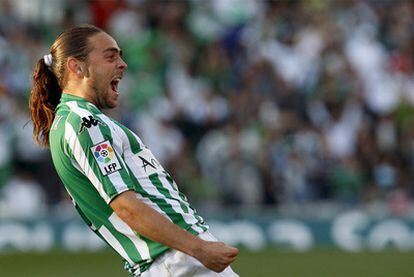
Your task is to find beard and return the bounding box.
[88,76,117,110]
[91,84,116,110]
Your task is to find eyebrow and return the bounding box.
[103,47,123,57]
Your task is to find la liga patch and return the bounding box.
[90,140,122,176]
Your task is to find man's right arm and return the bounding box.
[110,190,239,273]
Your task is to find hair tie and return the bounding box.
[44,54,53,67]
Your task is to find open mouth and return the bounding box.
[110,77,121,94]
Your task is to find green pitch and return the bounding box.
[1,249,413,276]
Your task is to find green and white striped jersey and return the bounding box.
[49,93,207,276]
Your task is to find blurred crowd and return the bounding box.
[1,0,414,218]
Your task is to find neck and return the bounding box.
[63,82,95,105]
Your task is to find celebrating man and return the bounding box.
[29,24,238,276]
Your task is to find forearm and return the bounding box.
[111,191,203,258]
[111,190,239,273]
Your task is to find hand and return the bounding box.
[194,241,239,272]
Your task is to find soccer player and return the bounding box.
[29,24,239,276]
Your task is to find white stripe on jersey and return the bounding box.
[109,212,151,260]
[98,225,135,266]
[65,122,111,203]
[66,101,129,195]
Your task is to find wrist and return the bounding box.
[187,237,205,259]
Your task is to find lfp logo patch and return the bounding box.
[94,143,114,163]
[90,140,122,175]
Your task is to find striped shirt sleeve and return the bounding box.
[64,103,134,204]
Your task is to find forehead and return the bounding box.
[88,32,120,54]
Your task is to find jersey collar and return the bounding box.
[60,93,90,103]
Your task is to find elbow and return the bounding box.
[110,191,146,228]
[113,204,136,224]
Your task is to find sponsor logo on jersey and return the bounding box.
[138,156,159,172]
[90,140,122,175]
[135,149,162,174]
[79,115,106,133]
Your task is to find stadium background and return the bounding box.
[1,0,414,276]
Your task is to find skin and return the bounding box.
[62,32,239,273]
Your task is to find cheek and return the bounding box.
[89,65,110,79]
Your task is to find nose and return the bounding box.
[118,57,128,71]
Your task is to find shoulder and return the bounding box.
[60,101,101,130]
[61,101,114,144]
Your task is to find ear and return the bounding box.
[67,57,84,77]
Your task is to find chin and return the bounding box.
[107,103,117,109]
[98,100,117,110]
[101,90,118,109]
[107,99,118,109]
[102,102,116,109]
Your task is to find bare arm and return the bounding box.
[110,190,238,272]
